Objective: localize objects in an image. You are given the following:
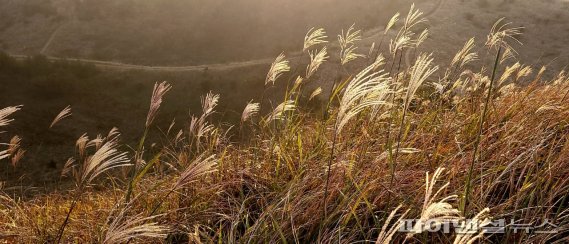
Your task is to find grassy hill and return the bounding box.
[1,4,569,242]
[0,0,412,65]
[1,1,569,243]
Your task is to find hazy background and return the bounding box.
[1,0,569,188]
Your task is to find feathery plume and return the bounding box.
[306,47,328,79]
[173,154,217,191]
[372,53,386,70]
[376,205,409,244]
[500,47,515,64]
[309,87,322,101]
[405,53,439,109]
[514,65,533,82]
[390,33,412,55]
[1,135,22,162]
[103,207,168,244]
[50,105,72,129]
[267,100,296,122]
[497,62,521,87]
[76,133,89,158]
[146,81,172,128]
[485,18,523,51]
[0,105,22,128]
[7,135,21,156]
[389,4,427,55]
[451,38,478,68]
[61,158,76,177]
[11,149,25,167]
[336,64,391,133]
[339,24,365,65]
[403,3,426,30]
[453,208,491,244]
[385,13,400,34]
[189,116,214,139]
[265,53,290,85]
[340,45,366,65]
[338,24,362,49]
[201,92,220,117]
[303,28,328,52]
[292,76,304,92]
[241,100,260,123]
[535,66,546,82]
[406,168,460,239]
[79,129,130,186]
[414,28,429,47]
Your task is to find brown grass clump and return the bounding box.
[1,4,569,243]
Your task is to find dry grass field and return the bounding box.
[1,0,569,243]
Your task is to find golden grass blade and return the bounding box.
[309,87,322,101]
[385,13,400,34]
[49,105,72,129]
[146,81,172,128]
[0,105,22,128]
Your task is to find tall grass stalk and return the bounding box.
[461,46,502,214]
[125,81,171,203]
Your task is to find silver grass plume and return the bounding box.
[390,33,412,55]
[336,64,391,133]
[414,29,429,47]
[453,208,491,244]
[309,87,322,101]
[403,3,426,30]
[385,13,400,34]
[0,135,22,161]
[405,53,439,110]
[306,47,328,79]
[265,53,290,85]
[375,205,409,244]
[173,154,217,191]
[497,62,521,87]
[146,81,172,128]
[500,47,515,64]
[50,105,72,129]
[241,100,260,123]
[406,168,460,239]
[0,105,22,128]
[486,18,523,51]
[390,4,426,55]
[103,207,168,244]
[201,92,220,118]
[369,42,376,56]
[267,100,295,122]
[78,128,130,186]
[451,38,478,68]
[11,148,25,167]
[339,24,365,65]
[303,27,328,52]
[341,45,366,65]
